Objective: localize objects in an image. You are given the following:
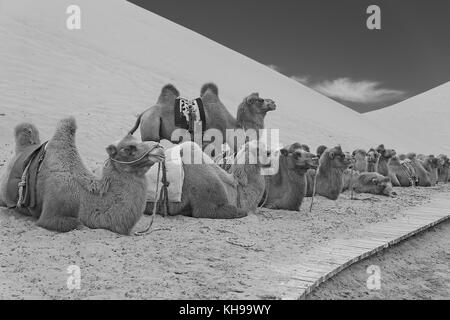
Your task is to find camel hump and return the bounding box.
[157,84,180,105]
[200,83,219,97]
[51,116,77,144]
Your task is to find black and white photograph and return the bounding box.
[0,0,449,305]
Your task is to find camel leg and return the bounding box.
[389,173,401,187]
[192,202,247,219]
[36,198,82,232]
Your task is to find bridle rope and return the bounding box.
[109,145,162,165]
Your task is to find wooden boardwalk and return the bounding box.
[278,194,450,300]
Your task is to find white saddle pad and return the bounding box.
[146,141,184,202]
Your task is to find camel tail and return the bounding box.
[200,83,219,97]
[128,113,142,136]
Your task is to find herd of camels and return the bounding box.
[0,83,449,235]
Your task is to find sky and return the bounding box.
[128,0,450,113]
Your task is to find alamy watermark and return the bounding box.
[366,265,381,290]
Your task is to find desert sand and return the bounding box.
[1,175,449,299]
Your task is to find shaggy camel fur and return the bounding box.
[344,172,397,197]
[406,153,432,187]
[420,155,439,185]
[144,140,268,218]
[129,83,276,148]
[0,118,165,234]
[263,143,317,211]
[366,148,379,172]
[388,155,414,187]
[437,154,450,183]
[352,149,367,173]
[305,146,352,200]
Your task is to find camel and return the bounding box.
[366,148,379,172]
[129,83,276,149]
[437,154,449,183]
[144,140,269,218]
[263,143,317,211]
[406,153,432,187]
[420,155,439,185]
[305,146,352,200]
[0,118,165,235]
[388,155,414,187]
[343,172,397,197]
[352,149,367,172]
[375,144,396,178]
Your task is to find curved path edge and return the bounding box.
[278,194,450,300]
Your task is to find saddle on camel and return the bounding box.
[2,141,47,213]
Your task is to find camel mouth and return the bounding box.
[145,147,165,163]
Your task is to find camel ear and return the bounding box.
[280,148,289,157]
[328,151,335,160]
[106,144,117,158]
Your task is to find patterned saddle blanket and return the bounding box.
[174,97,206,133]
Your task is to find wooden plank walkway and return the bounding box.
[278,194,450,299]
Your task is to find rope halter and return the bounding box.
[109,143,164,165]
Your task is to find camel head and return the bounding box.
[107,135,165,176]
[368,174,397,197]
[376,144,396,159]
[389,155,402,166]
[438,154,450,168]
[321,145,352,169]
[366,148,380,164]
[316,145,328,159]
[242,93,276,115]
[424,155,439,169]
[352,149,367,160]
[280,143,318,172]
[406,152,416,161]
[14,122,41,147]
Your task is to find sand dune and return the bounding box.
[365,82,450,155]
[0,0,425,164]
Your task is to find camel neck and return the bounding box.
[236,109,265,131]
[230,163,264,210]
[317,165,344,194]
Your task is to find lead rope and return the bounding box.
[16,161,33,208]
[309,169,318,212]
[161,159,170,216]
[350,167,355,200]
[258,176,269,208]
[134,162,161,236]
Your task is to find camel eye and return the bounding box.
[123,145,137,155]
